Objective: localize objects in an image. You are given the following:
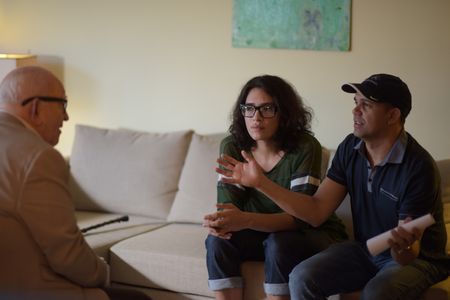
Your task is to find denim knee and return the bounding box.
[361,275,403,300]
[263,233,300,283]
[289,263,325,300]
[360,259,445,300]
[263,231,332,285]
[263,233,288,261]
[262,233,297,295]
[205,235,241,280]
[205,235,228,257]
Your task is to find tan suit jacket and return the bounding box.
[0,112,108,300]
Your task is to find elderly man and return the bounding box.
[0,66,150,300]
[216,74,449,299]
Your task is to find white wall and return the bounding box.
[0,0,449,159]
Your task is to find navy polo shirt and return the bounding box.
[328,132,448,266]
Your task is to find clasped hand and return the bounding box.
[203,203,249,239]
[203,152,263,239]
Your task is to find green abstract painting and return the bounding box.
[232,0,351,51]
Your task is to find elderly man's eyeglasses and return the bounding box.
[240,103,277,118]
[21,96,68,111]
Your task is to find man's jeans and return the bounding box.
[289,241,447,300]
[206,229,333,296]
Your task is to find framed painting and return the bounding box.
[232,0,351,51]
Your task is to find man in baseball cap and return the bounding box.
[342,73,412,121]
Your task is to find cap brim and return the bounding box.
[342,83,374,101]
[342,83,360,94]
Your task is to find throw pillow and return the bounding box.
[167,133,226,223]
[69,124,193,219]
[436,159,450,254]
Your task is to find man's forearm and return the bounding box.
[244,211,299,232]
[255,175,324,227]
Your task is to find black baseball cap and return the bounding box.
[342,74,412,119]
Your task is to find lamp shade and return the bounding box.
[0,54,37,81]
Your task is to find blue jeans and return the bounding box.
[289,241,447,300]
[205,229,334,296]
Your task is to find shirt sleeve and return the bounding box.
[288,135,329,229]
[398,156,440,220]
[290,135,322,196]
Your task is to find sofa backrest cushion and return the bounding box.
[437,159,450,205]
[320,147,331,180]
[69,125,193,219]
[168,133,225,223]
[436,159,450,253]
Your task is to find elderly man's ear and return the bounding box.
[27,98,44,126]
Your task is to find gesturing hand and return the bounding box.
[215,151,264,188]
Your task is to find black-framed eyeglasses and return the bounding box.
[21,96,68,111]
[240,103,278,118]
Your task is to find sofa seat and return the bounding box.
[109,222,344,300]
[111,283,213,300]
[109,223,271,299]
[110,223,212,297]
[76,211,167,259]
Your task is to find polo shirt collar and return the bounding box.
[354,131,408,166]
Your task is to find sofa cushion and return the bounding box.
[320,147,331,179]
[69,125,193,219]
[436,159,450,254]
[167,133,226,223]
[437,159,450,206]
[110,223,213,297]
[111,284,214,300]
[110,223,276,298]
[76,211,166,260]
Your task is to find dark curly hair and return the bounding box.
[229,75,313,152]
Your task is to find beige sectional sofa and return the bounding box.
[70,124,449,300]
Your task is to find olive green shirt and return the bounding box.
[217,134,347,241]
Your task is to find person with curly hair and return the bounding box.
[203,75,347,300]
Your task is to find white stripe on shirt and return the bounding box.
[290,175,320,189]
